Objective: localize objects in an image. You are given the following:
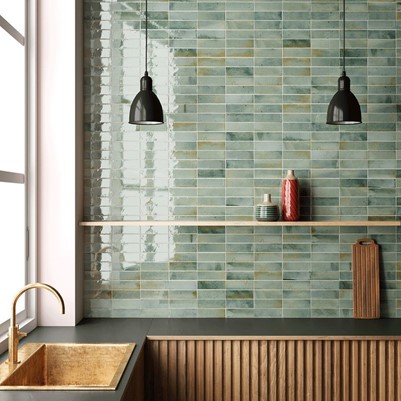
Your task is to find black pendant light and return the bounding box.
[326,0,362,125]
[129,0,164,125]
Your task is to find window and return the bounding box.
[0,1,35,348]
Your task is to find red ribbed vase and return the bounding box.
[281,169,300,221]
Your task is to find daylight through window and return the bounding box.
[0,2,27,332]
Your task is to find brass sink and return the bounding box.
[0,342,136,390]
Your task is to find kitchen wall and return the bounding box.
[83,0,401,318]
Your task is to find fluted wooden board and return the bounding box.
[352,239,380,319]
[146,338,401,401]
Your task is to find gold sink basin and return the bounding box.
[0,342,136,390]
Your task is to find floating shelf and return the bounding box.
[80,220,401,227]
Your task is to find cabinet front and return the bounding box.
[146,338,401,401]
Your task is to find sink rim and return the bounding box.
[0,342,136,391]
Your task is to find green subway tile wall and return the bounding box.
[84,0,401,318]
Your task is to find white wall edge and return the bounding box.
[37,0,83,326]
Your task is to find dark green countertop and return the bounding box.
[2,318,401,400]
[147,318,401,338]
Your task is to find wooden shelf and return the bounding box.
[80,220,401,227]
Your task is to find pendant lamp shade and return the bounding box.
[129,0,164,125]
[129,72,163,125]
[326,0,362,125]
[326,72,361,125]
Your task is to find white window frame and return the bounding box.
[0,0,37,354]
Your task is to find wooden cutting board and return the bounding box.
[352,238,380,319]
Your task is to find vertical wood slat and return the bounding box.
[324,341,331,401]
[187,340,195,401]
[360,340,368,401]
[333,341,341,401]
[214,340,223,401]
[397,341,401,401]
[278,340,286,401]
[260,340,268,401]
[305,340,313,401]
[149,340,159,401]
[378,340,386,401]
[297,340,304,401]
[286,340,295,401]
[241,340,250,401]
[388,341,395,401]
[146,338,401,401]
[177,340,186,401]
[223,340,231,401]
[266,340,274,401]
[159,340,168,401]
[168,340,177,401]
[250,340,259,401]
[232,340,241,401]
[196,341,205,401]
[371,341,378,401]
[351,340,359,401]
[205,340,214,401]
[314,340,322,401]
[342,340,350,401]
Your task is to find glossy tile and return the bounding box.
[83,0,401,318]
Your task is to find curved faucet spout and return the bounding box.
[8,282,65,365]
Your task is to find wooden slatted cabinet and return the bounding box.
[145,337,401,401]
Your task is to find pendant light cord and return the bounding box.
[342,0,346,73]
[145,0,148,73]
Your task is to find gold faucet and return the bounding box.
[8,283,65,364]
